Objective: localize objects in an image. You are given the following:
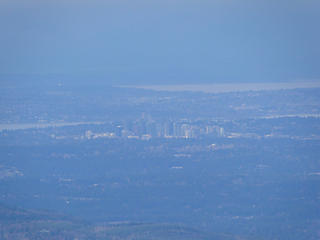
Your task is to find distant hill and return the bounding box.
[0,204,234,240]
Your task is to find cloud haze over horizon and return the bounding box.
[1,0,319,85]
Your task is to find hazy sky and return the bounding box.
[1,0,319,85]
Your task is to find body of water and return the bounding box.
[0,122,104,132]
[125,82,320,93]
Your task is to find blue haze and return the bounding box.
[0,0,320,86]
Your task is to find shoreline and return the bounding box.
[121,82,320,93]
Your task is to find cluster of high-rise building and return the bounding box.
[109,117,225,139]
